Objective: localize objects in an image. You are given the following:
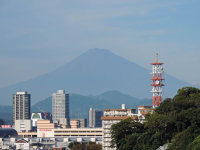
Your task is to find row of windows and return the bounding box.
[55,130,102,133]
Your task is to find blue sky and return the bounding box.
[0,0,200,87]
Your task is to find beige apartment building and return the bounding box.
[101,104,153,150]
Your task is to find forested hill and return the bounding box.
[111,87,200,150]
[32,90,152,120]
[0,90,151,124]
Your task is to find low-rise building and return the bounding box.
[15,120,31,133]
[71,118,87,128]
[19,126,102,138]
[14,139,29,150]
[54,128,102,137]
[0,137,102,149]
[70,120,80,128]
[0,138,16,149]
[37,120,55,138]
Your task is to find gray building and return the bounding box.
[89,108,103,128]
[52,90,70,126]
[13,91,31,125]
[77,118,87,128]
[71,118,87,128]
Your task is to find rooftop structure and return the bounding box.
[31,112,52,130]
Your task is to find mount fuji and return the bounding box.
[0,48,188,105]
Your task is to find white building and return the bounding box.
[52,90,70,126]
[15,120,31,133]
[54,128,102,137]
[101,104,137,150]
[101,104,153,150]
[14,139,29,150]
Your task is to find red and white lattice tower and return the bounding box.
[150,53,164,108]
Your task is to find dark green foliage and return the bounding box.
[169,124,200,150]
[187,134,200,150]
[68,141,80,149]
[68,141,102,150]
[111,118,145,150]
[110,87,200,150]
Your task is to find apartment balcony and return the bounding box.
[103,131,110,134]
[103,125,111,129]
[103,134,111,138]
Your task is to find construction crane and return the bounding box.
[35,104,48,119]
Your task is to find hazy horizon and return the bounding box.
[0,0,200,88]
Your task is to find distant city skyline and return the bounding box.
[0,0,200,88]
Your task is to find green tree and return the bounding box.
[169,125,200,150]
[110,118,145,150]
[69,142,102,150]
[110,87,200,150]
[187,134,200,150]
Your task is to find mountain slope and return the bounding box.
[0,48,188,105]
[1,91,151,123]
[93,90,151,106]
[0,106,13,124]
[31,91,152,120]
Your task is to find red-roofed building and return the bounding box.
[14,139,29,150]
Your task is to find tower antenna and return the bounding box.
[155,53,158,63]
[150,53,165,108]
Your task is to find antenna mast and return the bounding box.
[150,53,165,108]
